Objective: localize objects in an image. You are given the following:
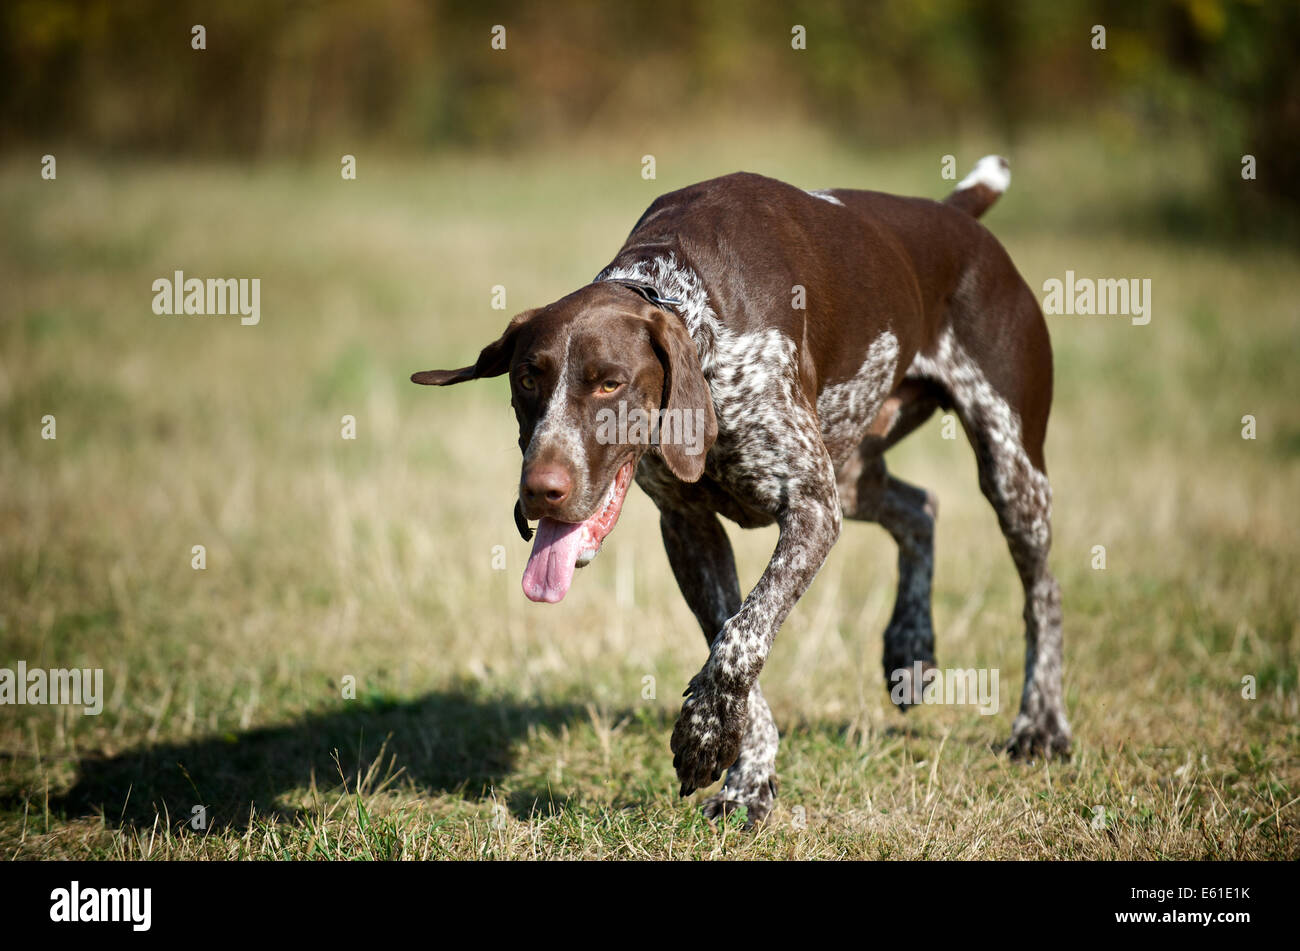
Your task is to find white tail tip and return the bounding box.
[957,155,1010,193]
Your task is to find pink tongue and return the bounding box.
[521,517,589,603]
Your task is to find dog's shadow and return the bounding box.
[49,688,616,832]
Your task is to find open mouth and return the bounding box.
[520,460,635,604]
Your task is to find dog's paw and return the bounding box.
[1004,711,1073,761]
[702,775,778,830]
[670,672,747,796]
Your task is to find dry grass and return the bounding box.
[1,122,1297,859]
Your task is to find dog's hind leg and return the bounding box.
[839,382,943,709]
[840,451,940,708]
[926,315,1072,758]
[965,422,1070,757]
[659,507,779,827]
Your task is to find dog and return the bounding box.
[412,156,1071,826]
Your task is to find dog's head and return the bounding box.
[412,281,716,603]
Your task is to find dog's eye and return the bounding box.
[600,380,622,393]
[518,374,537,392]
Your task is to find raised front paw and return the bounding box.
[670,672,748,796]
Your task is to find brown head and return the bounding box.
[412,281,716,602]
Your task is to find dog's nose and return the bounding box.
[522,463,573,511]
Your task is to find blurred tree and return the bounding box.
[0,0,1294,233]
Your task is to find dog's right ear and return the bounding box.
[645,309,717,482]
[411,309,539,386]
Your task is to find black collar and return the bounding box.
[599,278,683,311]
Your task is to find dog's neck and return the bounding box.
[594,252,722,366]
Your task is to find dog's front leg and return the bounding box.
[660,506,781,826]
[671,490,841,797]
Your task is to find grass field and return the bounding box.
[2,122,1297,859]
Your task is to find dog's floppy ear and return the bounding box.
[646,311,717,482]
[411,309,539,386]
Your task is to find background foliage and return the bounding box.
[3,0,1298,231]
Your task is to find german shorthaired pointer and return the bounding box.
[413,156,1071,826]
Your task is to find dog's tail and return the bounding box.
[944,155,1010,218]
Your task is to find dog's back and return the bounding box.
[611,165,1035,387]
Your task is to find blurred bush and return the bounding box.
[2,0,1296,229]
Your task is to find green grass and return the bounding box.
[1,122,1297,859]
